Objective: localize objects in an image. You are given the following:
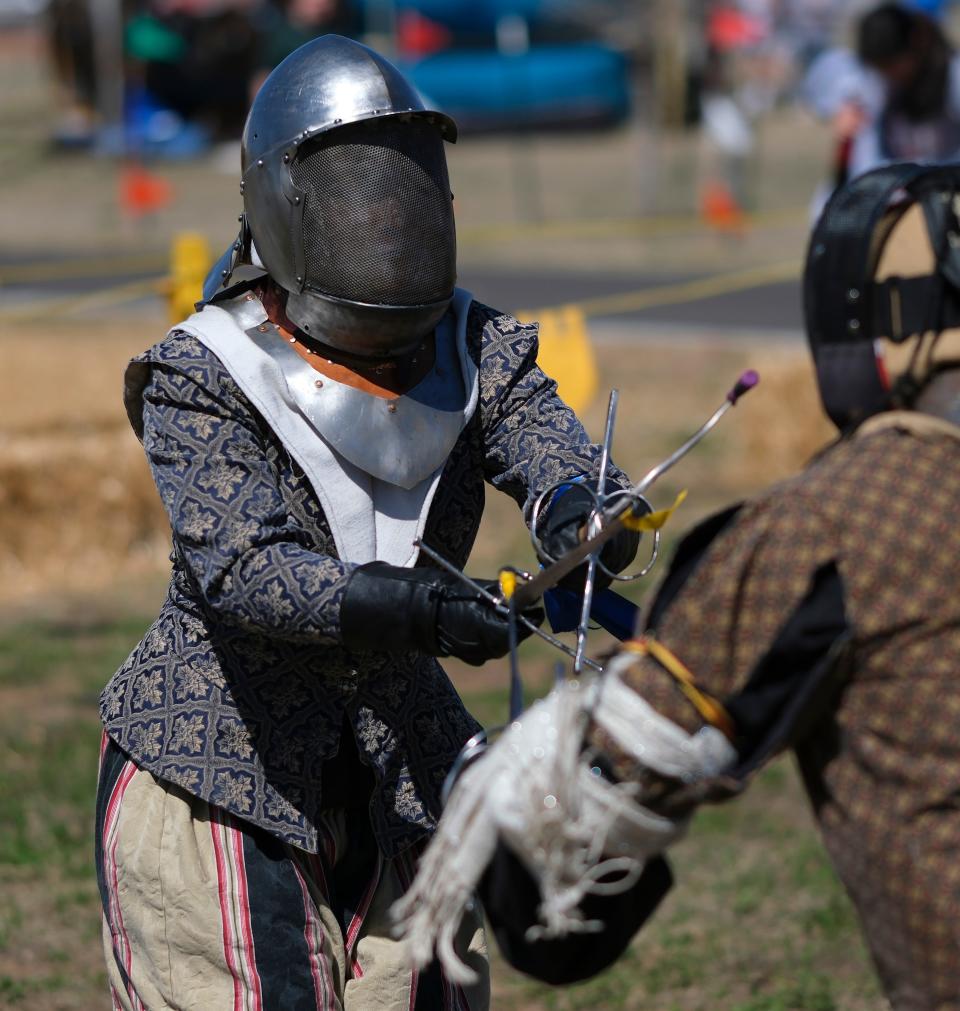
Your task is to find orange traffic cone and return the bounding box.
[120,163,173,218]
[701,179,745,236]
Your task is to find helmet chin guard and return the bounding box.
[805,163,960,430]
[284,289,451,358]
[236,35,458,359]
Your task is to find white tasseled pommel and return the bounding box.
[390,658,737,983]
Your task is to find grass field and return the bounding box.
[0,609,883,1010]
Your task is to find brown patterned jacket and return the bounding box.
[594,411,960,1009]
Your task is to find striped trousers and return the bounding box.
[95,736,489,1010]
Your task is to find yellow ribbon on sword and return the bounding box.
[497,489,687,602]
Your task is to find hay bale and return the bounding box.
[729,348,835,485]
[0,424,170,601]
[0,318,837,605]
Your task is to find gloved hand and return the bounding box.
[536,480,641,592]
[340,562,545,666]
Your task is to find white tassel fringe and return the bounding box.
[391,659,737,983]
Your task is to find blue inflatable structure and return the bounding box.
[398,43,630,131]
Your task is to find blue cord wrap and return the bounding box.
[544,585,639,642]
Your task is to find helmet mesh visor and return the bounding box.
[291,118,455,306]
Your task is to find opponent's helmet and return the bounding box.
[233,35,458,358]
[804,162,960,430]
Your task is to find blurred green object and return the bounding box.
[125,16,188,62]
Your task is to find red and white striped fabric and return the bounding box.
[95,737,488,1010]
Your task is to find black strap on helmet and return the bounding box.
[870,273,960,343]
[805,162,960,429]
[198,214,267,310]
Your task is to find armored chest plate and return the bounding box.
[261,312,469,490]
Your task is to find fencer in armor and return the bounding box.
[94,35,638,1011]
[403,163,960,1007]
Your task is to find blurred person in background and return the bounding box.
[804,1,960,213]
[252,0,358,84]
[118,0,357,154]
[94,33,639,1011]
[46,0,99,146]
[698,0,771,216]
[128,0,262,143]
[779,0,848,70]
[696,0,840,225]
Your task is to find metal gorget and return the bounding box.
[219,290,475,490]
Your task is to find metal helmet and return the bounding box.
[804,162,960,431]
[239,35,458,358]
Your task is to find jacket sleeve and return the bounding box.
[475,306,625,506]
[136,346,354,643]
[588,489,849,789]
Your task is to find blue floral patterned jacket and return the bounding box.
[100,300,616,856]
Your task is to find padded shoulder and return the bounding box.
[468,301,539,354]
[123,331,253,441]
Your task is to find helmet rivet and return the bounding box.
[847,318,860,332]
[233,241,240,250]
[388,402,397,413]
[257,159,264,167]
[258,324,268,332]
[296,275,302,283]
[239,181,245,194]
[315,379,324,389]
[283,153,290,163]
[293,196,300,205]
[847,288,860,302]
[221,269,228,277]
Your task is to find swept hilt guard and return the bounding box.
[413,369,759,680]
[512,370,759,610]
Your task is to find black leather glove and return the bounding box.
[536,480,641,592]
[340,562,545,666]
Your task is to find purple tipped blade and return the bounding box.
[727,369,760,404]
